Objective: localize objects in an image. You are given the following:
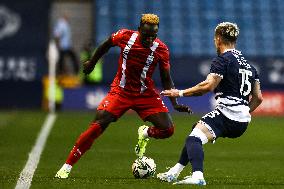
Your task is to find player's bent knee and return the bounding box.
[165,125,175,138]
[154,126,175,139]
[189,128,208,145]
[149,125,174,139]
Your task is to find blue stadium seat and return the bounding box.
[95,0,283,56]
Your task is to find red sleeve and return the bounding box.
[111,29,127,46]
[159,46,171,71]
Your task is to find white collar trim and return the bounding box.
[223,48,236,53]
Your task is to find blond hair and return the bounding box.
[215,22,240,43]
[140,14,159,25]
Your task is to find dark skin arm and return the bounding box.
[160,68,192,114]
[83,36,113,74]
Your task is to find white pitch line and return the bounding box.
[15,113,57,189]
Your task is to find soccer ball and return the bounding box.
[131,156,156,179]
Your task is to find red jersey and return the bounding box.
[110,29,170,94]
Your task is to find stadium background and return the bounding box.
[1,0,283,115]
[0,1,284,189]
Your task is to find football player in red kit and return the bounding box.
[55,13,191,178]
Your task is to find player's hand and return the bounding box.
[173,104,193,114]
[83,60,95,75]
[160,89,180,97]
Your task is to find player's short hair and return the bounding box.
[215,22,239,44]
[140,14,159,26]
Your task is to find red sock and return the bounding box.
[66,122,103,166]
[147,125,175,139]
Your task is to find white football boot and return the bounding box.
[173,175,206,185]
[157,171,179,182]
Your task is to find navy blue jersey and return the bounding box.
[210,49,260,122]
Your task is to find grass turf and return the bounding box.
[0,111,283,188]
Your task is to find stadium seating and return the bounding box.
[95,0,283,56]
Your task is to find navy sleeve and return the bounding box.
[210,56,227,78]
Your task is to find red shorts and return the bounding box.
[97,87,169,120]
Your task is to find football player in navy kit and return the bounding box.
[158,22,263,185]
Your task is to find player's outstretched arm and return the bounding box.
[161,74,221,97]
[249,81,263,113]
[160,68,192,113]
[83,37,113,75]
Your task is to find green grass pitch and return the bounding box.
[0,111,284,188]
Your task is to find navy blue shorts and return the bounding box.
[199,109,248,139]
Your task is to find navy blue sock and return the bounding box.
[186,136,204,172]
[178,145,189,166]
